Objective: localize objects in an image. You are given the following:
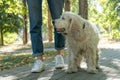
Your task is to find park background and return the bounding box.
[0,0,120,71]
[0,0,120,46]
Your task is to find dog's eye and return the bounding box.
[62,17,65,20]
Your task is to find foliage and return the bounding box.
[110,29,120,39]
[4,32,18,44]
[89,0,120,39]
[70,0,79,13]
[0,0,23,33]
[0,0,24,45]
[42,0,48,33]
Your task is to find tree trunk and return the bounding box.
[79,0,88,19]
[23,18,28,44]
[0,27,3,46]
[65,0,70,11]
[22,0,28,44]
[48,8,53,42]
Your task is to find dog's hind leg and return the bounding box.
[85,48,98,74]
[96,49,102,71]
[76,53,82,69]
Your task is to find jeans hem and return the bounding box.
[32,53,44,57]
[55,47,65,50]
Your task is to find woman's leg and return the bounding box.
[27,0,44,57]
[47,0,65,53]
[27,0,45,72]
[47,0,65,69]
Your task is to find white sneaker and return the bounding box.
[31,60,45,73]
[55,55,65,69]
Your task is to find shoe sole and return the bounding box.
[55,66,64,69]
[31,69,45,73]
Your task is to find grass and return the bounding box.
[0,41,56,71]
[0,50,67,71]
[0,53,34,71]
[0,41,57,71]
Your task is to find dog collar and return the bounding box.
[83,23,85,29]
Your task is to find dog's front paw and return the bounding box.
[66,68,78,74]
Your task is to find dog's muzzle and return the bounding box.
[56,28,67,35]
[56,28,65,33]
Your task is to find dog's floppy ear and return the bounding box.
[68,18,73,33]
[69,18,79,33]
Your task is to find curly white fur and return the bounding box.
[55,12,100,74]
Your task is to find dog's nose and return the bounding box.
[52,20,55,24]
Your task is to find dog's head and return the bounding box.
[54,12,85,35]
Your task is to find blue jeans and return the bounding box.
[27,0,65,57]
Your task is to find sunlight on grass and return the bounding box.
[0,42,67,71]
[0,50,67,71]
[0,53,34,71]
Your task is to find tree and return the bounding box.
[0,25,3,45]
[48,8,53,42]
[0,0,23,45]
[22,0,28,44]
[65,0,70,11]
[79,0,88,19]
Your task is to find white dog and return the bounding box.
[54,12,100,74]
